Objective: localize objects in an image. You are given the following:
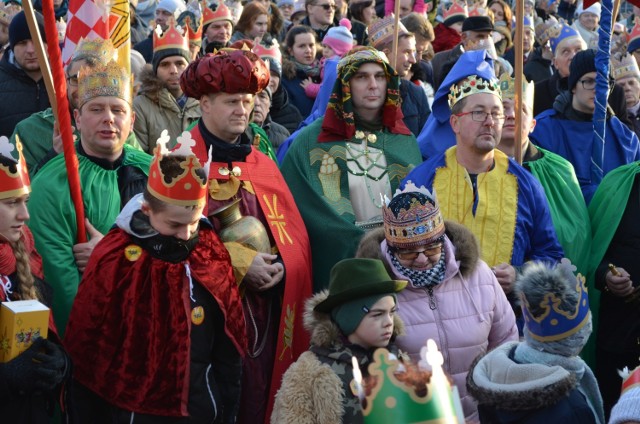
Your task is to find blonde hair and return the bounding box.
[9,238,40,301]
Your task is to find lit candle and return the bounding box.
[351,356,365,402]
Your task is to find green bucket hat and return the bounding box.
[315,258,407,313]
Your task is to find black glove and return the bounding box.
[0,337,67,394]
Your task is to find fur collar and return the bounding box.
[355,220,480,279]
[304,291,405,348]
[137,68,172,103]
[466,342,578,411]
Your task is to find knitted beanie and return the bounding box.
[331,293,396,336]
[568,49,596,90]
[9,10,45,50]
[156,0,186,19]
[323,19,354,57]
[609,387,640,424]
[576,2,601,18]
[153,47,191,74]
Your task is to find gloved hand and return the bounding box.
[0,337,68,394]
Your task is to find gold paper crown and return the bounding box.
[0,136,30,200]
[184,15,203,43]
[71,38,118,63]
[498,73,535,111]
[153,24,190,54]
[78,59,132,107]
[448,74,501,109]
[612,53,640,80]
[443,0,468,21]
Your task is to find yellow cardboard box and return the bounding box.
[0,300,49,362]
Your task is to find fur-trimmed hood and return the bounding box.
[466,342,578,411]
[356,220,480,279]
[303,290,405,349]
[137,68,173,104]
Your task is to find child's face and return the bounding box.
[348,296,396,349]
[322,43,336,59]
[143,201,204,241]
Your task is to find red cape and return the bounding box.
[191,126,313,421]
[64,227,246,417]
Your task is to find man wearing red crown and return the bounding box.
[27,59,152,335]
[133,23,201,153]
[202,2,234,53]
[180,48,312,424]
[65,130,247,422]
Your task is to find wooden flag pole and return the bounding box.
[391,0,402,65]
[513,0,524,164]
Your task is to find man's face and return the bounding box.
[279,3,294,20]
[200,92,254,143]
[66,59,86,110]
[553,38,585,78]
[269,70,280,93]
[399,0,414,18]
[579,12,599,32]
[252,90,271,125]
[13,39,41,73]
[500,98,536,151]
[450,92,503,155]
[571,71,596,114]
[156,55,188,95]
[74,97,134,161]
[154,8,175,31]
[462,30,492,49]
[523,27,534,53]
[616,76,640,108]
[307,0,335,27]
[205,20,233,44]
[189,43,200,61]
[387,35,416,78]
[349,62,387,115]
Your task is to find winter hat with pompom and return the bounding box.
[322,18,354,57]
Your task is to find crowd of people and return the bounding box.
[1,0,640,422]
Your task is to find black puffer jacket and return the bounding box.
[0,52,50,137]
[270,84,303,134]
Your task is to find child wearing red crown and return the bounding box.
[65,130,247,423]
[0,136,70,423]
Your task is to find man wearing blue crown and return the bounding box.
[402,50,563,321]
[467,261,604,424]
[27,59,152,335]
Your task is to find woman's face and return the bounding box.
[250,14,269,39]
[393,241,443,271]
[489,3,504,21]
[290,32,317,65]
[0,194,30,243]
[362,2,376,25]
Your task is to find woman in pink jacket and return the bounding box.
[356,183,518,422]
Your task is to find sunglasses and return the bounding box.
[315,3,336,10]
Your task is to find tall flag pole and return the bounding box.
[391,0,401,63]
[40,0,88,243]
[513,0,524,164]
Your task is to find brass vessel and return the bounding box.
[211,198,271,253]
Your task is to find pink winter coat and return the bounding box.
[356,222,518,422]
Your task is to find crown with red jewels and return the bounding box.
[202,1,233,26]
[0,136,30,200]
[443,0,468,22]
[448,74,501,108]
[353,341,463,424]
[612,53,640,80]
[147,130,212,206]
[521,271,591,343]
[153,23,190,54]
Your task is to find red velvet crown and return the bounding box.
[202,1,233,26]
[0,135,30,200]
[147,130,211,206]
[153,23,190,54]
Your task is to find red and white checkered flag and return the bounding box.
[61,0,110,65]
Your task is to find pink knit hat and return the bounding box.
[322,19,354,57]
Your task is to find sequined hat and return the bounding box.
[382,181,445,250]
[78,59,132,107]
[71,38,118,64]
[0,135,30,200]
[498,73,535,111]
[368,14,409,50]
[612,53,640,81]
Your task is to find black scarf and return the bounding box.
[198,119,252,163]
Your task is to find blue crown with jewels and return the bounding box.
[521,271,591,342]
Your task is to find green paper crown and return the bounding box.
[360,348,461,424]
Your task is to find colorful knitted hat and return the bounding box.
[368,14,409,50]
[323,18,354,57]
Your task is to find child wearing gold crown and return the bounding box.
[271,258,407,423]
[467,260,605,424]
[65,130,247,423]
[0,136,70,422]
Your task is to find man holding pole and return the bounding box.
[27,59,152,335]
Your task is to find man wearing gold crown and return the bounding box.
[403,49,563,320]
[10,38,142,176]
[613,53,640,138]
[65,131,247,422]
[133,23,200,153]
[27,60,152,336]
[496,73,590,277]
[280,46,422,292]
[180,48,312,424]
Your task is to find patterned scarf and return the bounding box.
[389,245,447,288]
[318,47,411,142]
[292,57,322,78]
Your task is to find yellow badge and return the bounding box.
[191,306,205,325]
[124,245,142,261]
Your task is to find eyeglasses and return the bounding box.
[66,74,79,87]
[454,110,505,123]
[315,3,336,10]
[578,78,596,90]
[394,243,443,261]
